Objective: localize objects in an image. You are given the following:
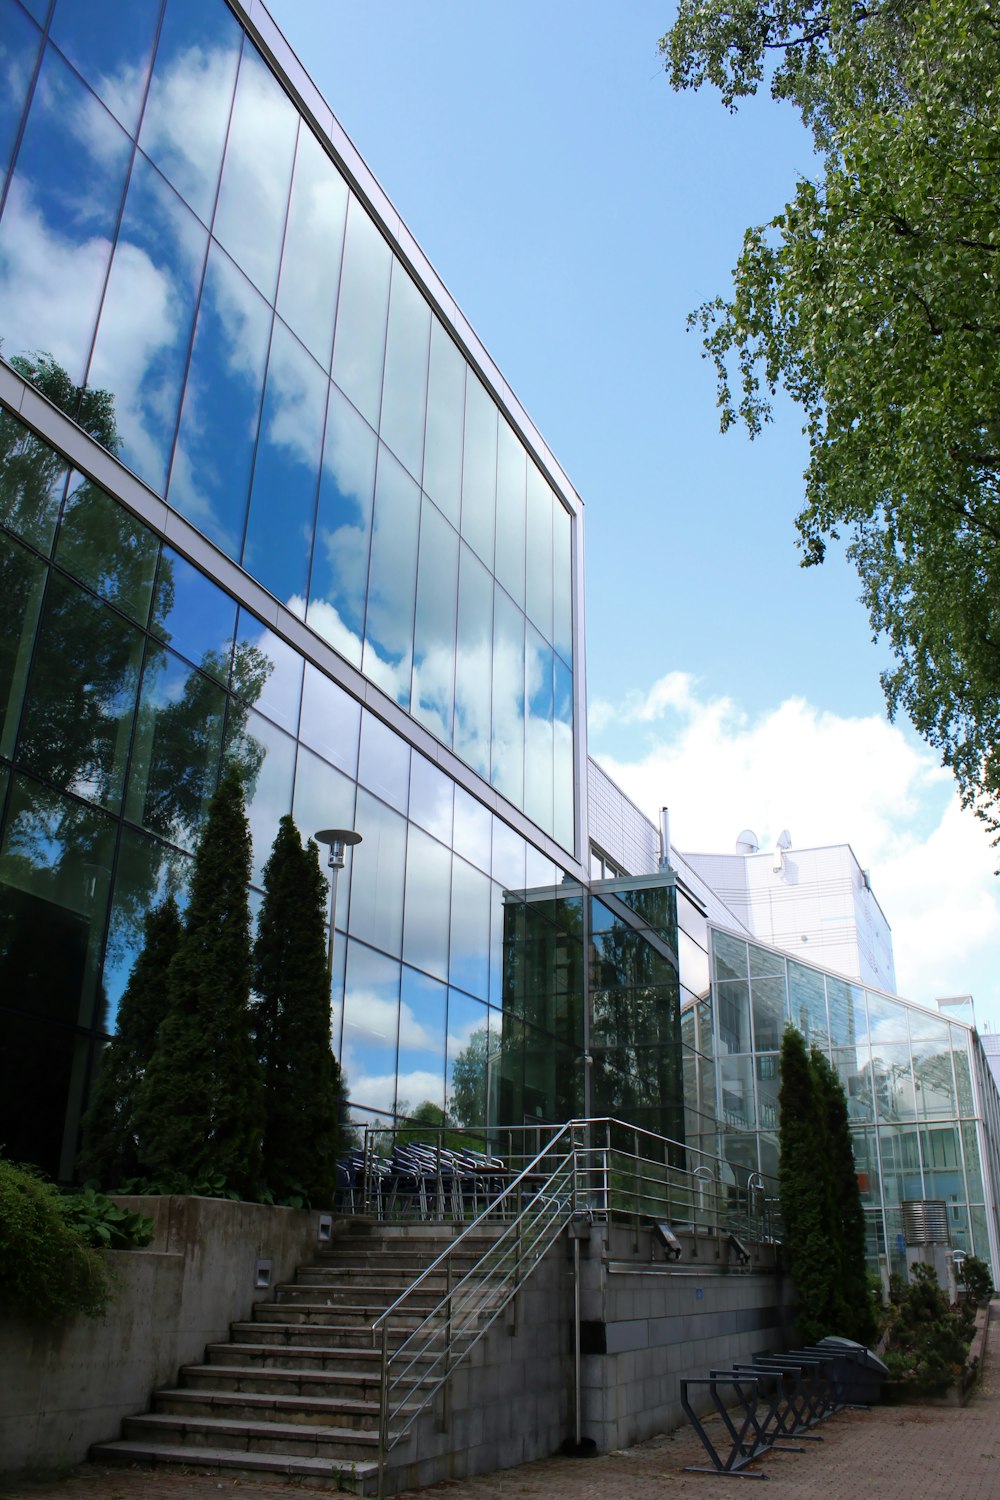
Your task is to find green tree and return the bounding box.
[253,816,342,1207]
[77,898,182,1186]
[778,1025,849,1342]
[661,0,1000,839]
[810,1046,874,1343]
[134,771,264,1196]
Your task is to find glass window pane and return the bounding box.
[750,973,786,1052]
[380,261,429,481]
[912,1035,956,1119]
[491,586,524,808]
[748,941,785,980]
[125,643,225,851]
[331,196,391,427]
[422,318,464,526]
[291,743,356,932]
[139,0,242,226]
[232,609,303,735]
[0,530,46,759]
[787,960,829,1049]
[866,990,909,1042]
[495,417,525,608]
[101,824,189,1033]
[525,464,553,642]
[50,0,160,134]
[0,408,69,552]
[223,706,296,885]
[552,499,573,665]
[0,1,43,195]
[403,824,451,982]
[88,155,207,495]
[308,383,376,666]
[962,1120,984,1202]
[454,787,491,873]
[342,940,400,1117]
[55,474,158,624]
[299,663,360,777]
[720,1054,755,1129]
[715,979,751,1054]
[151,546,236,682]
[213,42,297,300]
[754,1052,780,1131]
[827,973,868,1047]
[411,497,457,743]
[408,754,453,844]
[524,626,553,834]
[553,653,574,853]
[358,710,409,814]
[492,817,525,891]
[242,320,326,609]
[871,1041,916,1123]
[0,771,115,1031]
[19,572,143,812]
[449,855,490,999]
[276,123,348,369]
[461,374,496,569]
[446,991,488,1127]
[832,1044,875,1122]
[349,788,406,957]
[363,447,419,708]
[168,244,272,557]
[0,43,132,384]
[953,1035,974,1113]
[453,545,492,779]
[712,929,748,982]
[397,966,447,1120]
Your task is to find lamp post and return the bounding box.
[314,828,362,989]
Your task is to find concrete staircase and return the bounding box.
[92,1220,501,1493]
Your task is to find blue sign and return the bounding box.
[896,1233,905,1253]
[695,1288,704,1301]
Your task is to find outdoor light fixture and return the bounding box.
[314,827,362,990]
[651,1221,683,1261]
[726,1233,751,1266]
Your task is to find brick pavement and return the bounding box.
[4,1307,999,1500]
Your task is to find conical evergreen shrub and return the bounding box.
[135,770,264,1196]
[253,816,342,1207]
[77,897,182,1185]
[810,1046,875,1343]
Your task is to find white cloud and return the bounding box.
[590,676,1000,1029]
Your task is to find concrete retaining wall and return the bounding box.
[0,1195,323,1474]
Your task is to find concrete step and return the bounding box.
[230,1319,409,1350]
[88,1439,378,1492]
[180,1363,403,1402]
[152,1385,385,1430]
[207,1341,432,1372]
[251,1301,426,1329]
[276,1281,443,1308]
[118,1409,392,1460]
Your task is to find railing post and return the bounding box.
[440,1255,453,1432]
[377,1319,390,1500]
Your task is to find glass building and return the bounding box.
[2,0,998,1285]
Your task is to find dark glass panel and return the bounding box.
[363,447,419,708]
[55,474,158,624]
[523,625,553,835]
[719,1053,754,1129]
[715,978,751,1054]
[552,652,574,853]
[242,320,326,610]
[331,196,390,428]
[460,374,497,570]
[50,0,160,134]
[446,991,488,1128]
[0,0,43,194]
[168,243,271,556]
[453,786,491,874]
[0,407,69,552]
[308,382,376,666]
[87,154,207,495]
[358,710,409,814]
[756,1056,782,1131]
[342,940,400,1118]
[291,743,356,931]
[397,966,446,1117]
[0,43,132,384]
[0,530,46,759]
[349,788,406,957]
[453,545,492,779]
[750,973,787,1052]
[298,662,360,777]
[525,463,553,643]
[101,823,189,1033]
[213,41,297,300]
[422,318,464,526]
[449,854,490,1000]
[408,753,453,844]
[712,928,748,982]
[150,545,236,682]
[223,705,296,885]
[411,497,458,744]
[276,122,348,370]
[494,416,525,608]
[402,824,451,982]
[0,1009,81,1178]
[0,771,115,1031]
[380,261,429,481]
[552,499,573,666]
[125,641,225,851]
[489,882,504,1005]
[139,0,241,226]
[490,585,524,808]
[19,572,143,812]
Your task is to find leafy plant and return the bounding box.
[957,1254,994,1308]
[60,1188,154,1250]
[883,1262,974,1395]
[0,1156,110,1322]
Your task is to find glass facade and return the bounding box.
[706,928,1000,1277]
[0,0,583,1179]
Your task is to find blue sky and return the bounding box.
[267,1,1000,1028]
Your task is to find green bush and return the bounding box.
[883,1262,974,1395]
[60,1188,154,1250]
[0,1157,110,1322]
[957,1254,994,1308]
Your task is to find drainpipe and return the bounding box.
[659,807,671,871]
